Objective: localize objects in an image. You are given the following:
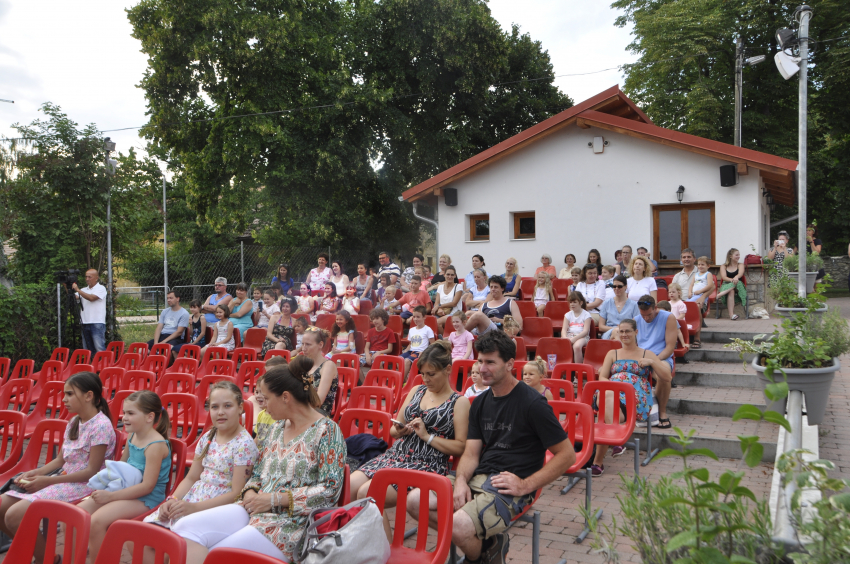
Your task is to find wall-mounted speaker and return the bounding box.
[444,187,458,206]
[720,165,737,187]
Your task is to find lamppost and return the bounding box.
[734,37,766,147]
[104,137,117,336]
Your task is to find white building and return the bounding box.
[403,86,797,276]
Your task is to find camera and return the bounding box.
[56,269,81,289]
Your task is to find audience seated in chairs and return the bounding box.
[202,304,235,354]
[502,258,521,299]
[301,327,339,417]
[228,283,256,336]
[449,312,475,362]
[432,265,464,333]
[535,254,556,278]
[353,262,375,300]
[361,307,398,368]
[254,290,280,330]
[146,291,189,361]
[318,282,341,315]
[463,254,489,290]
[561,292,592,363]
[558,253,576,279]
[598,275,639,340]
[464,269,491,312]
[295,283,315,320]
[532,271,555,317]
[202,277,232,326]
[626,256,658,302]
[186,300,207,350]
[407,330,575,563]
[260,298,296,358]
[305,252,333,292]
[465,276,524,338]
[635,296,676,430]
[575,263,606,321]
[589,319,671,476]
[687,256,716,312]
[717,248,747,320]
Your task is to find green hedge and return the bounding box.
[0,284,59,368]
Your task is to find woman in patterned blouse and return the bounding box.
[172,357,347,563]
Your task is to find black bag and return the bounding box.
[0,467,65,495]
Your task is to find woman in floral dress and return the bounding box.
[351,341,470,538]
[260,298,296,357]
[589,319,670,476]
[171,356,346,563]
[145,381,258,528]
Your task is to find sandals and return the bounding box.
[657,418,673,429]
[731,314,740,321]
[691,341,701,349]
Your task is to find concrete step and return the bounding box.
[629,413,778,462]
[668,386,766,417]
[700,329,769,344]
[683,342,755,363]
[674,360,761,389]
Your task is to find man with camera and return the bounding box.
[72,269,107,354]
[147,291,189,359]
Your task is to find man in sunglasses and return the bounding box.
[201,277,233,325]
[598,275,639,340]
[634,295,676,429]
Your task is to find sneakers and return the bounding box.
[611,446,626,457]
[591,464,604,476]
[480,532,510,564]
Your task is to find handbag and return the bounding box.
[0,467,65,495]
[295,497,390,564]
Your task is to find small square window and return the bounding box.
[513,212,535,239]
[469,214,490,241]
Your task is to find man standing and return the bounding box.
[409,330,575,563]
[634,295,677,429]
[202,277,232,325]
[377,251,401,286]
[147,291,190,357]
[72,269,107,354]
[672,248,697,299]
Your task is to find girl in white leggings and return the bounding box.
[172,505,287,560]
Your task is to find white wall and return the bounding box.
[436,125,763,277]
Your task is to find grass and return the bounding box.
[824,288,850,299]
[117,321,156,345]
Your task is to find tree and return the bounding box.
[612,0,850,254]
[0,104,164,283]
[127,0,571,255]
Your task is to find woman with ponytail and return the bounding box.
[171,357,346,563]
[1,372,116,563]
[80,389,172,559]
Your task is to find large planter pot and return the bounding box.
[752,356,840,425]
[786,271,819,293]
[773,304,828,318]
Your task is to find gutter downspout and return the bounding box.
[410,202,438,262]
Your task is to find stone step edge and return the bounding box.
[667,398,765,418]
[627,431,776,463]
[673,370,761,389]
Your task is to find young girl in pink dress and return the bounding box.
[0,372,116,563]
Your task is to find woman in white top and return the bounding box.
[626,256,657,302]
[575,263,606,318]
[432,266,463,334]
[329,261,350,296]
[305,252,333,292]
[463,269,490,311]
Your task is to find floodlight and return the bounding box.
[775,51,802,80]
[776,28,796,50]
[103,137,116,152]
[745,55,766,65]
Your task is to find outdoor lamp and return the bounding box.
[766,193,774,205]
[676,185,685,203]
[776,28,796,50]
[103,137,116,152]
[774,28,802,80]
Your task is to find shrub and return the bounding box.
[0,284,58,366]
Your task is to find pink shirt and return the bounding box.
[670,300,687,320]
[449,330,475,359]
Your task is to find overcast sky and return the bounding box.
[0,0,637,160]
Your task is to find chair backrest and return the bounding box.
[338,408,393,445]
[35,360,64,390]
[332,353,359,369]
[684,301,702,329]
[332,366,358,419]
[121,370,156,392]
[519,278,536,299]
[368,469,453,564]
[450,359,477,393]
[364,369,404,408]
[32,380,68,421]
[359,299,373,316]
[232,327,242,349]
[0,357,9,385]
[106,341,125,363]
[243,327,268,353]
[3,419,67,482]
[67,348,92,368]
[91,350,115,373]
[315,313,336,331]
[162,392,200,444]
[10,358,34,382]
[583,340,622,375]
[156,371,195,396]
[550,363,595,398]
[424,315,439,336]
[514,336,527,360]
[149,342,173,359]
[263,349,291,362]
[543,301,571,325]
[520,317,554,347]
[237,361,266,399]
[196,375,238,407]
[677,319,690,345]
[114,430,127,461]
[351,314,371,334]
[580,381,638,444]
[99,367,126,402]
[514,300,537,321]
[109,390,136,429]
[0,378,33,412]
[552,278,572,300]
[176,344,201,361]
[69,364,95,376]
[166,438,187,496]
[203,548,282,564]
[199,346,228,368]
[116,352,142,371]
[541,378,575,402]
[141,355,168,382]
[656,287,669,302]
[231,347,256,367]
[370,354,404,373]
[208,358,236,377]
[347,386,395,414]
[339,464,351,507]
[48,347,71,367]
[93,520,186,564]
[0,411,26,474]
[127,342,149,362]
[548,401,595,471]
[168,357,199,379]
[6,499,90,564]
[385,316,403,338]
[535,338,574,369]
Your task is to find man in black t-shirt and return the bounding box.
[417,330,575,563]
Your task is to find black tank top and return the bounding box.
[483,298,512,319]
[725,267,739,278]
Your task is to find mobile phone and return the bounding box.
[390,418,405,427]
[774,240,781,247]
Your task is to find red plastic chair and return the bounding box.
[156,371,195,395]
[332,366,358,420]
[552,278,572,301]
[520,317,553,356]
[243,327,268,355]
[237,361,266,399]
[656,287,669,302]
[535,338,574,373]
[1,418,67,483]
[116,352,143,371]
[551,362,596,399]
[109,389,135,429]
[514,300,537,321]
[345,386,395,415]
[231,347,256,368]
[512,360,527,380]
[69,363,95,376]
[424,315,439,336]
[583,339,622,376]
[338,408,393,445]
[175,343,201,362]
[0,378,33,412]
[29,349,67,382]
[316,313,337,332]
[386,316,403,339]
[514,336,527,360]
[166,357,198,380]
[206,358,236,379]
[263,349,291,362]
[352,314,371,334]
[195,374,237,406]
[0,357,9,386]
[684,301,702,340]
[106,341,125,364]
[114,430,127,461]
[99,367,126,401]
[149,342,173,359]
[331,353,359,369]
[127,342,149,362]
[580,381,640,480]
[194,346,228,379]
[141,355,168,382]
[368,469,453,564]
[205,548,283,564]
[541,378,575,402]
[121,370,156,392]
[93,519,186,564]
[674,319,690,359]
[543,301,571,332]
[60,349,92,378]
[360,299,373,316]
[232,328,243,350]
[7,359,35,385]
[364,369,404,412]
[371,354,404,373]
[450,359,476,394]
[5,500,90,564]
[162,392,200,445]
[519,278,536,300]
[24,380,68,437]
[30,360,63,399]
[399,374,423,410]
[91,350,115,373]
[0,411,25,475]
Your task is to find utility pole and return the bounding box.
[797,6,812,298]
[734,37,765,147]
[104,138,116,337]
[163,174,168,294]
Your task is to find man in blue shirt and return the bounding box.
[147,291,190,360]
[634,295,677,429]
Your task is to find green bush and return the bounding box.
[0,284,59,366]
[782,252,824,273]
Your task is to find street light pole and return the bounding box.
[734,37,743,147]
[797,6,812,298]
[104,138,116,337]
[162,174,168,294]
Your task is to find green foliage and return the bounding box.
[126,0,571,253]
[0,284,58,365]
[782,253,824,273]
[765,264,828,309]
[612,0,850,255]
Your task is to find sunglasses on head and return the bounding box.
[637,301,654,307]
[304,326,323,332]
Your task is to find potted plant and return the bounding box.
[727,305,850,425]
[782,252,824,294]
[769,267,828,318]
